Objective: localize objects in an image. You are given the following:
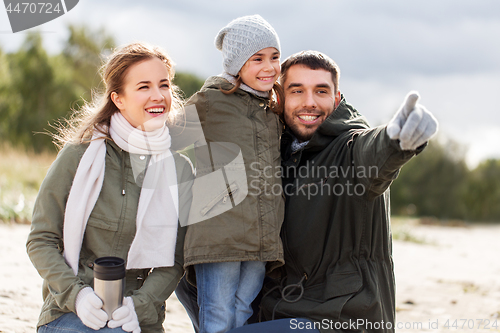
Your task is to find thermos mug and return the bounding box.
[93,256,126,320]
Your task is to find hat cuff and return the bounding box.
[225,39,280,76]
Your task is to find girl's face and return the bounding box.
[111,57,172,131]
[239,47,280,92]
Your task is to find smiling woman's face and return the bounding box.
[283,64,341,142]
[111,57,172,131]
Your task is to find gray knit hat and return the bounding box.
[215,14,281,76]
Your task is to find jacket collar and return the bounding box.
[282,95,370,156]
[203,75,270,101]
[219,72,271,98]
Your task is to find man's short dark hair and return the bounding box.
[280,50,341,93]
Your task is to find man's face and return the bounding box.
[283,64,341,142]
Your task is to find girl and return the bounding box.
[182,15,285,333]
[27,42,193,333]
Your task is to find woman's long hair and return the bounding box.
[53,42,184,148]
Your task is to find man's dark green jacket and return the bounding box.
[260,97,423,332]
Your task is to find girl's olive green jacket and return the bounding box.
[182,76,285,283]
[27,139,193,332]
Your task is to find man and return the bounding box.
[175,50,438,333]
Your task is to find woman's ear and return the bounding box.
[111,92,124,110]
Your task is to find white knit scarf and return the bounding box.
[63,112,179,275]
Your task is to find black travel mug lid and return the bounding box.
[93,256,126,281]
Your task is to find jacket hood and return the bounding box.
[285,95,371,152]
[201,75,270,100]
[201,75,249,98]
[202,75,234,91]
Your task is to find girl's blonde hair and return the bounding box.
[54,42,184,147]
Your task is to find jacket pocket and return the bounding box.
[200,181,239,217]
[324,270,363,299]
[292,271,362,322]
[303,270,362,302]
[87,214,120,232]
[271,271,363,323]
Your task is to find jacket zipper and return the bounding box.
[222,183,238,203]
[121,149,126,195]
[200,182,239,216]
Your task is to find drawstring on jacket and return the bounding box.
[259,274,306,322]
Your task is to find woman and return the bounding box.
[27,42,193,333]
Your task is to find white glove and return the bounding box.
[386,91,438,150]
[75,287,108,330]
[108,296,141,333]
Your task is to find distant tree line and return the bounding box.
[1,26,499,222]
[391,139,500,222]
[0,25,204,151]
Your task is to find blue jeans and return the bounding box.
[38,312,126,332]
[195,261,266,333]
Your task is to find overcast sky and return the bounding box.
[1,0,499,167]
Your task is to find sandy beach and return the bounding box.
[1,221,499,333]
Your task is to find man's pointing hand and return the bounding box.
[387,91,438,151]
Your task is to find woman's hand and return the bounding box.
[75,287,108,330]
[108,296,141,332]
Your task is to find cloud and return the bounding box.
[280,0,500,79]
[341,71,500,168]
[2,0,499,78]
[0,0,499,164]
